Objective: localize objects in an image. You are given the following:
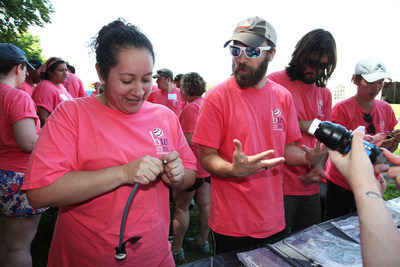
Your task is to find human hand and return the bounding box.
[379,130,400,152]
[364,132,385,147]
[299,166,326,185]
[377,149,400,191]
[302,140,326,166]
[328,126,376,188]
[231,139,285,178]
[122,155,164,185]
[159,151,184,185]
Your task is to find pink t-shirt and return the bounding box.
[179,97,210,178]
[22,95,196,266]
[146,86,187,117]
[268,70,332,195]
[0,83,40,172]
[19,82,35,97]
[62,72,88,98]
[326,96,398,190]
[192,77,301,238]
[32,80,73,114]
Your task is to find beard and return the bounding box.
[300,72,318,85]
[232,55,270,88]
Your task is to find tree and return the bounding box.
[0,0,54,43]
[10,31,44,61]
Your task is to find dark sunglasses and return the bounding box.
[363,113,376,134]
[306,58,329,71]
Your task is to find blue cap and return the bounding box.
[0,43,34,70]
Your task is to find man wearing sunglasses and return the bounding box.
[147,68,187,116]
[268,29,336,234]
[325,57,399,220]
[193,17,323,255]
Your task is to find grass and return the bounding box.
[172,205,214,265]
[383,184,400,201]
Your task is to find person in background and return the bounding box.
[91,81,104,96]
[174,73,183,88]
[329,126,400,267]
[147,68,187,117]
[171,72,210,262]
[268,29,336,232]
[31,57,73,127]
[19,58,42,97]
[62,63,88,98]
[66,63,75,74]
[192,16,323,255]
[21,18,197,266]
[0,43,47,267]
[325,57,399,220]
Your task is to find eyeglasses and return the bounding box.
[229,45,271,58]
[306,58,329,71]
[363,113,376,134]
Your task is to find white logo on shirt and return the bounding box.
[317,99,325,117]
[272,109,283,131]
[149,128,169,154]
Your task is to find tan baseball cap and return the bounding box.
[224,17,277,48]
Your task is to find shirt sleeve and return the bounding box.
[192,94,224,150]
[32,82,57,113]
[23,102,78,189]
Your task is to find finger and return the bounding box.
[382,148,400,165]
[149,157,164,173]
[374,163,389,173]
[160,173,173,185]
[313,169,326,178]
[315,140,323,150]
[250,149,276,163]
[147,162,163,177]
[261,157,285,169]
[387,166,400,178]
[233,139,243,155]
[301,144,311,152]
[351,126,367,154]
[160,151,179,164]
[369,132,385,146]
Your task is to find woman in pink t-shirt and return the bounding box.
[0,43,47,267]
[31,57,72,127]
[22,19,196,266]
[171,72,211,261]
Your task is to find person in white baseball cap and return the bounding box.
[354,57,391,83]
[325,57,399,221]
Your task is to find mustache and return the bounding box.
[235,63,253,72]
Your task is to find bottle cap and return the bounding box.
[308,119,322,135]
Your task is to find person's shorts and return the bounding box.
[0,169,47,218]
[187,177,211,191]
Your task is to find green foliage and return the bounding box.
[0,0,54,42]
[8,31,44,61]
[383,184,400,201]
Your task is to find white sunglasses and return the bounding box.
[229,45,271,58]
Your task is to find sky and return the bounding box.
[29,0,400,95]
